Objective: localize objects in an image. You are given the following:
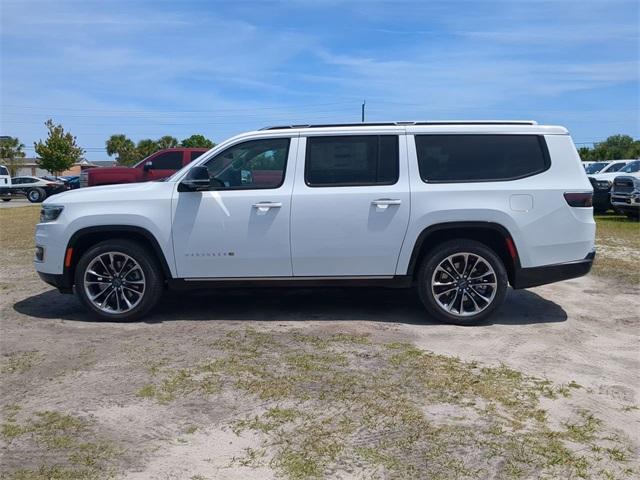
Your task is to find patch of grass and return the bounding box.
[135,368,220,404]
[1,410,120,479]
[593,214,640,284]
[233,407,302,435]
[1,351,43,374]
[4,465,103,480]
[185,424,199,434]
[563,410,602,442]
[0,205,40,254]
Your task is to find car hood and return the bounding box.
[43,180,174,205]
[85,166,138,175]
[588,171,640,181]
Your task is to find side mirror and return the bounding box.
[178,166,210,192]
[143,161,153,172]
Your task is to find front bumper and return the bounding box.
[512,251,595,289]
[611,192,640,209]
[37,271,73,294]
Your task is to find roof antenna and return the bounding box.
[361,100,366,123]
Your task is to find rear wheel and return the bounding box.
[27,188,46,203]
[417,240,508,325]
[74,239,164,321]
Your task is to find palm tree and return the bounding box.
[0,136,26,176]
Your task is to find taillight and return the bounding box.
[564,192,593,207]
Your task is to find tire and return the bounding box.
[27,188,46,203]
[624,212,640,221]
[74,239,164,321]
[2,198,10,202]
[417,239,508,325]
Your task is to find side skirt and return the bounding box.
[167,275,414,290]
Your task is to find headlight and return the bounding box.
[594,180,611,190]
[40,205,64,222]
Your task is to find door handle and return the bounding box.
[252,202,282,212]
[372,199,402,209]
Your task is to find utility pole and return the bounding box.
[361,100,366,123]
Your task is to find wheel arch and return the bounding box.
[63,225,172,288]
[405,221,521,286]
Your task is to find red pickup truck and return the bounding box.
[80,148,208,187]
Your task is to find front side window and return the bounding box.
[202,138,290,189]
[415,134,549,183]
[151,151,183,170]
[305,135,399,187]
[0,166,8,175]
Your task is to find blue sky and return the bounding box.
[1,0,638,160]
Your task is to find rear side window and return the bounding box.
[152,151,183,170]
[0,166,8,175]
[415,135,550,183]
[305,135,399,187]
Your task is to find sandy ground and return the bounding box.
[1,259,639,479]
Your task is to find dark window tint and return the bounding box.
[415,135,549,183]
[203,138,290,189]
[305,135,399,187]
[0,166,8,175]
[190,151,205,162]
[151,151,183,170]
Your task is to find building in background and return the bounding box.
[10,158,116,177]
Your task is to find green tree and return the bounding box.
[579,134,640,161]
[34,120,84,174]
[577,147,593,161]
[181,134,215,149]
[0,136,26,176]
[136,139,159,160]
[106,134,138,166]
[157,135,179,149]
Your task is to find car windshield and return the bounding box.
[619,160,639,173]
[604,162,625,172]
[584,162,607,173]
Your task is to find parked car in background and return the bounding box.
[611,174,640,220]
[59,176,80,190]
[0,176,66,203]
[35,120,595,324]
[0,165,10,187]
[80,148,208,187]
[587,159,635,212]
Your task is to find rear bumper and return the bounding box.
[37,271,73,294]
[512,251,595,289]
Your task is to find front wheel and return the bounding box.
[74,239,164,321]
[417,240,508,325]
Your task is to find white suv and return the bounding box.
[34,121,595,325]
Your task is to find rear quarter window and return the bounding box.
[415,134,550,183]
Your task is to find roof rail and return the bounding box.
[259,120,538,130]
